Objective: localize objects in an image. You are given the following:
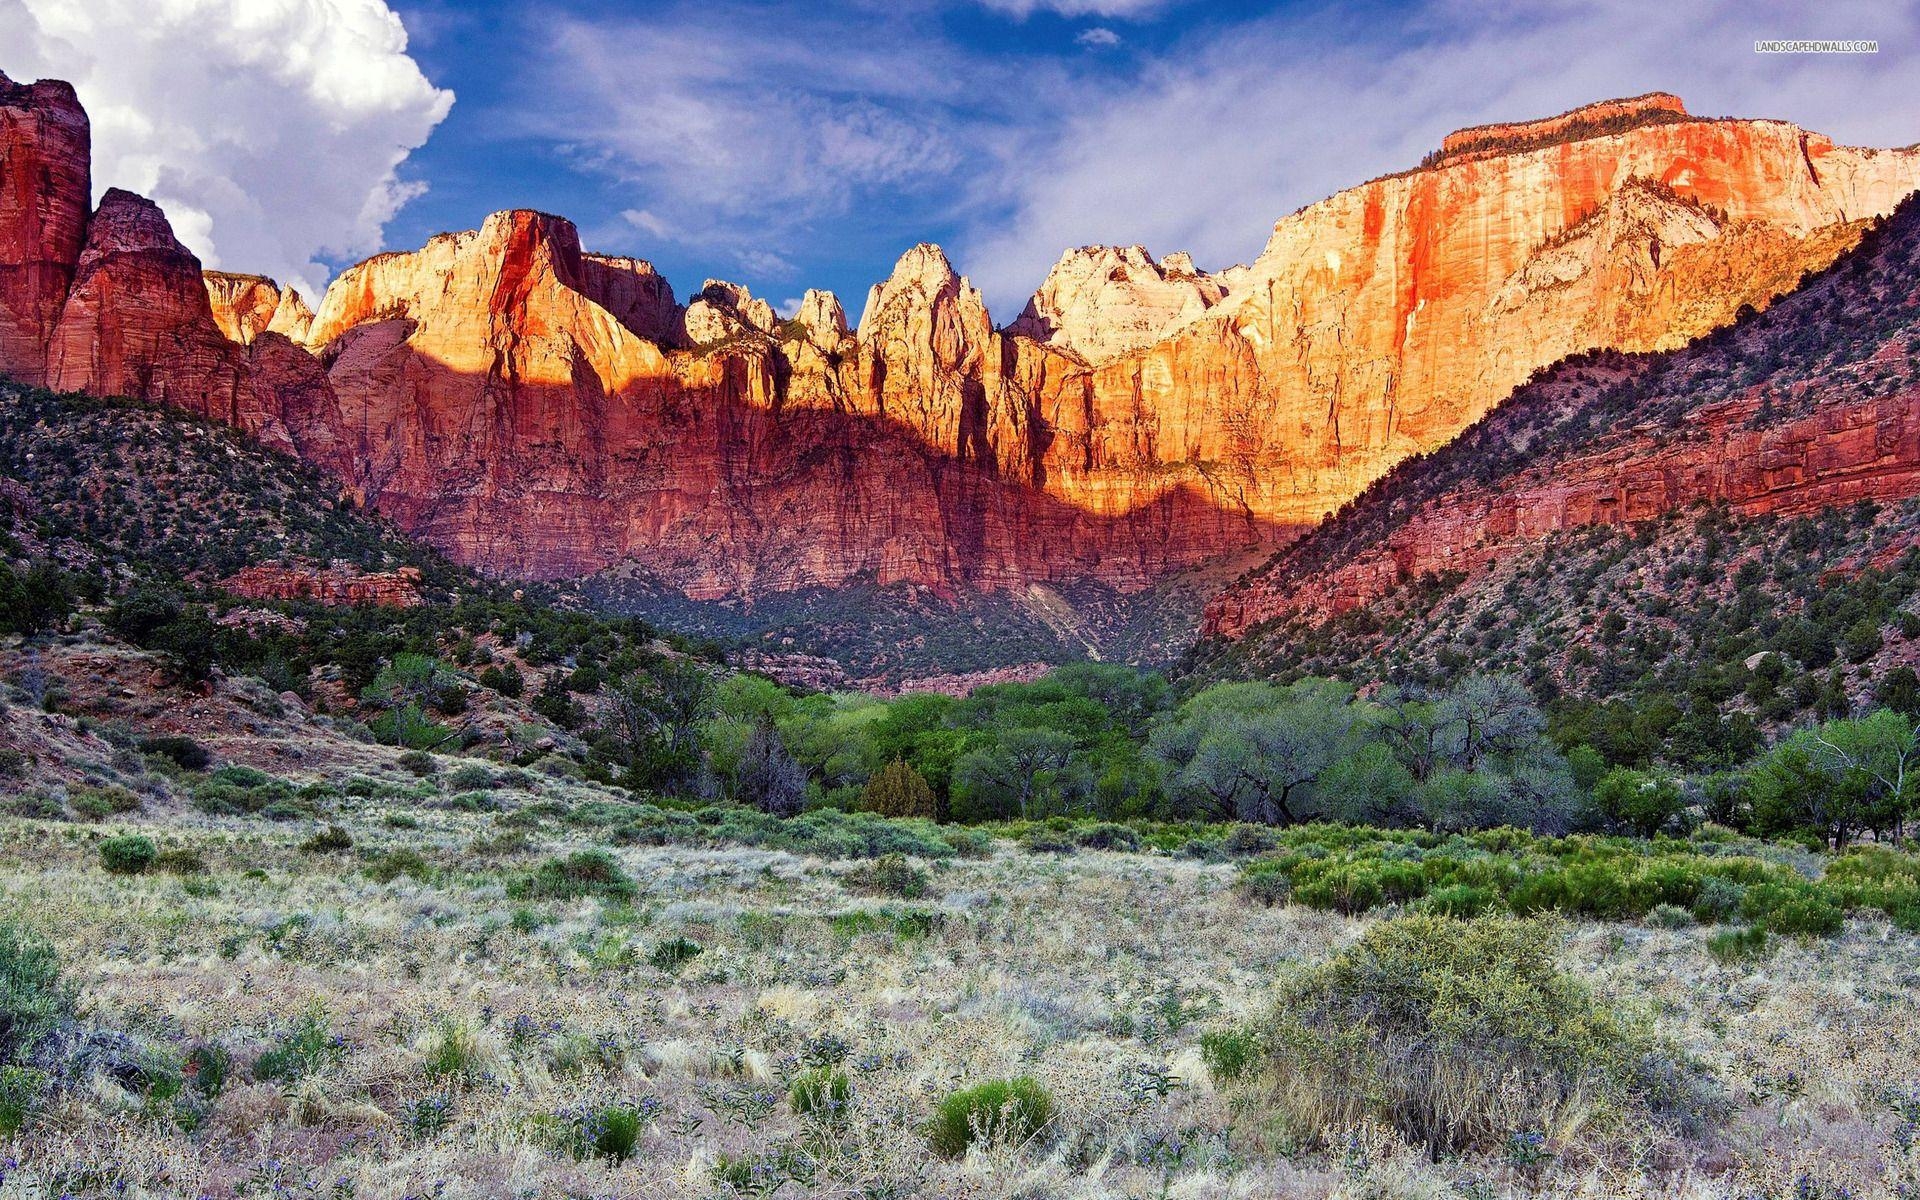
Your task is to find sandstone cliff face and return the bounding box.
[47,188,256,409]
[1070,102,1920,547]
[204,271,314,346]
[6,72,1920,619]
[1009,244,1230,365]
[0,71,89,386]
[286,97,1920,600]
[1200,197,1920,642]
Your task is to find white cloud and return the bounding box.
[958,0,1920,310]
[1076,27,1122,48]
[976,0,1164,16]
[0,0,452,298]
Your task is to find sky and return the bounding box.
[0,0,1915,317]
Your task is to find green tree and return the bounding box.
[1592,767,1684,836]
[600,659,714,795]
[860,757,940,820]
[950,728,1082,821]
[1748,709,1919,845]
[1151,679,1365,825]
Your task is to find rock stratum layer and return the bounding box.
[4,77,1920,611]
[1200,193,1920,644]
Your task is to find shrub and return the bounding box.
[398,750,438,777]
[423,1020,482,1080]
[72,786,141,821]
[1237,861,1291,907]
[446,763,496,790]
[841,853,931,899]
[513,850,637,903]
[402,1094,456,1140]
[1646,903,1695,929]
[186,1043,230,1096]
[253,1008,344,1081]
[154,848,208,875]
[1199,1029,1259,1083]
[300,824,353,853]
[927,1077,1055,1158]
[790,1067,852,1120]
[1222,913,1714,1156]
[859,757,939,820]
[1072,822,1142,851]
[138,735,210,771]
[541,1099,661,1161]
[366,848,434,884]
[648,936,703,972]
[99,833,158,875]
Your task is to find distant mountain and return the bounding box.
[4,72,1919,677]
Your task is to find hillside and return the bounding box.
[1191,194,1920,764]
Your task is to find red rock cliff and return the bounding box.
[1200,199,1920,641]
[0,71,89,385]
[6,72,1920,613]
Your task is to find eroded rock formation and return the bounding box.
[4,70,1920,615]
[0,71,89,385]
[1200,197,1920,642]
[204,271,314,345]
[222,562,423,608]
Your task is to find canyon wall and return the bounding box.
[1200,200,1920,642]
[6,72,1920,608]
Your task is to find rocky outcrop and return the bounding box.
[1200,196,1920,642]
[221,562,422,607]
[204,271,314,345]
[46,189,256,408]
[1009,244,1230,365]
[0,71,90,385]
[1437,92,1691,163]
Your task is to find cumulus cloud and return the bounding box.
[958,0,1920,309]
[1076,27,1123,48]
[0,0,452,298]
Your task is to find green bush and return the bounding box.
[1199,1029,1259,1083]
[300,824,353,853]
[790,1066,852,1119]
[1646,903,1695,929]
[1220,913,1715,1156]
[253,1009,344,1082]
[1707,926,1771,963]
[926,1076,1055,1158]
[513,850,637,902]
[860,757,940,820]
[138,735,210,771]
[841,853,931,899]
[154,847,208,875]
[366,848,434,884]
[99,833,158,875]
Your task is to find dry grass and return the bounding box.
[0,795,1917,1199]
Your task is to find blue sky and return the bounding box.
[4,0,1916,318]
